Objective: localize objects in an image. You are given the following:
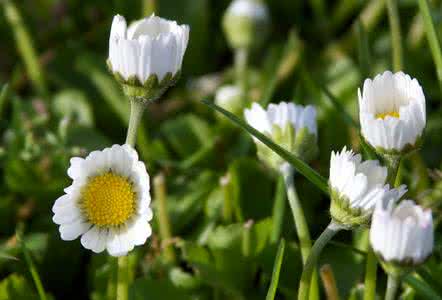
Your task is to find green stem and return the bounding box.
[385,274,400,300]
[234,48,248,105]
[142,0,156,16]
[125,98,146,147]
[298,221,344,300]
[116,256,129,300]
[281,166,318,300]
[417,0,442,91]
[384,155,401,187]
[270,175,286,243]
[154,173,176,264]
[363,247,378,300]
[386,0,403,71]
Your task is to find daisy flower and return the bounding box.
[52,144,152,256]
[359,71,426,154]
[370,199,433,265]
[329,147,407,227]
[244,102,318,169]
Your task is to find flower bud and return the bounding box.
[329,147,407,228]
[222,0,270,50]
[370,199,433,271]
[244,102,318,170]
[214,85,243,119]
[108,14,189,101]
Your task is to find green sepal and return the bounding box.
[329,188,371,228]
[107,59,181,101]
[376,251,430,273]
[256,124,317,171]
[363,134,424,157]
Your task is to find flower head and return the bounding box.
[52,144,152,256]
[359,71,426,154]
[222,0,270,50]
[244,102,318,169]
[370,199,433,266]
[329,147,407,227]
[108,14,189,100]
[215,85,243,117]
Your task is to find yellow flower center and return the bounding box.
[81,172,136,227]
[376,111,400,119]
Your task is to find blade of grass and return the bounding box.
[404,273,442,300]
[417,0,442,91]
[265,239,285,300]
[0,83,10,118]
[386,0,403,71]
[357,21,371,79]
[3,0,47,98]
[16,231,47,300]
[202,100,329,195]
[260,31,303,106]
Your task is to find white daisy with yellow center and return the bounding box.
[329,147,407,227]
[52,144,152,256]
[370,199,433,265]
[359,71,426,153]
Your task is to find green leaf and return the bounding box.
[265,239,285,300]
[404,273,442,300]
[202,100,329,195]
[0,274,40,300]
[129,278,192,300]
[161,114,213,159]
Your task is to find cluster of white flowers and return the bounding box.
[52,2,434,272]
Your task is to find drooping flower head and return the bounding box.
[329,147,407,227]
[108,14,189,100]
[52,145,152,256]
[370,199,433,267]
[222,0,270,50]
[359,71,426,154]
[244,102,318,170]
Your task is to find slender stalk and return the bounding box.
[281,165,318,300]
[385,274,400,300]
[154,173,176,264]
[270,176,286,243]
[142,0,156,16]
[266,239,286,300]
[298,221,344,300]
[125,98,146,146]
[116,256,129,300]
[234,48,249,105]
[242,220,253,257]
[386,0,403,71]
[363,247,378,300]
[417,0,442,91]
[384,155,401,186]
[3,0,47,97]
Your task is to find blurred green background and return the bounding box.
[0,0,441,299]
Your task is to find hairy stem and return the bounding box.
[281,166,319,300]
[125,98,146,147]
[385,274,400,300]
[363,247,378,300]
[298,221,344,300]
